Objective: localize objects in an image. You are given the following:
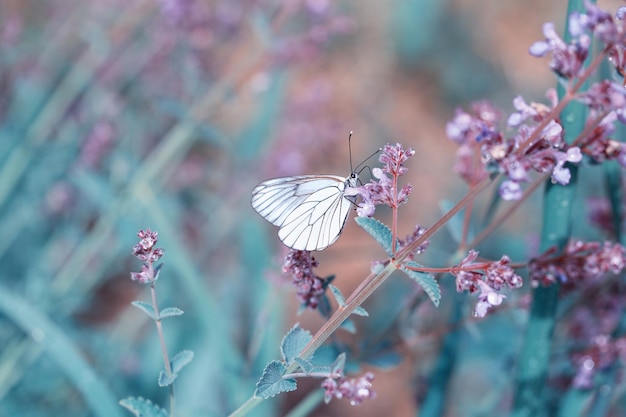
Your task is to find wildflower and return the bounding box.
[130,228,164,284]
[397,225,429,259]
[321,371,376,405]
[452,250,523,317]
[348,143,415,217]
[529,21,590,79]
[529,240,626,290]
[283,249,326,309]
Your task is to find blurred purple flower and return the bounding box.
[529,240,626,290]
[130,228,164,284]
[283,249,326,310]
[322,371,376,405]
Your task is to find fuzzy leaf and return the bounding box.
[158,371,178,387]
[171,350,194,374]
[293,357,315,373]
[280,324,312,364]
[330,285,368,317]
[329,285,345,306]
[354,217,393,256]
[119,397,168,417]
[254,361,297,399]
[353,306,369,317]
[159,307,184,319]
[131,301,157,320]
[400,262,441,306]
[340,319,356,334]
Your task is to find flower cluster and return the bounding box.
[528,240,626,290]
[531,2,626,79]
[446,95,583,201]
[130,228,165,284]
[446,3,626,201]
[348,143,415,217]
[571,334,626,389]
[397,225,429,260]
[282,249,326,309]
[321,371,376,405]
[561,285,626,389]
[452,250,523,317]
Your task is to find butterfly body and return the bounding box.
[251,174,358,251]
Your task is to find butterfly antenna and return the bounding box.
[354,147,382,172]
[348,131,354,173]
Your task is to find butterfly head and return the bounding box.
[347,172,359,187]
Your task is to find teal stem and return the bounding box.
[511,1,589,415]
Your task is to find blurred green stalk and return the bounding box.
[510,1,588,416]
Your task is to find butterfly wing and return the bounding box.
[251,175,352,251]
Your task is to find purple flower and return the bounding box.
[529,240,626,291]
[130,228,165,284]
[322,372,376,405]
[397,225,429,259]
[348,143,415,217]
[282,249,326,309]
[529,21,590,79]
[452,250,523,317]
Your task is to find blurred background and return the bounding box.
[0,0,623,416]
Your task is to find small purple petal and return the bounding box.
[529,41,550,57]
[499,180,523,201]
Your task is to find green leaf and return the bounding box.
[294,357,315,373]
[131,301,156,320]
[353,306,369,317]
[354,217,393,256]
[331,353,346,375]
[0,286,124,417]
[329,285,345,306]
[158,371,178,387]
[400,262,441,306]
[280,324,312,364]
[159,307,184,319]
[340,319,357,334]
[171,350,194,374]
[254,361,297,399]
[119,397,168,417]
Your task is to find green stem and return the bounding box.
[511,1,588,415]
[150,283,175,417]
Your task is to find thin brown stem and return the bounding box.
[469,173,550,249]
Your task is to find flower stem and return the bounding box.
[150,283,175,417]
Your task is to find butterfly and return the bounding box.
[251,173,359,251]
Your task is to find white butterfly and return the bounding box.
[251,173,359,251]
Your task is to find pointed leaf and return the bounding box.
[254,360,297,399]
[329,285,345,307]
[171,350,194,374]
[400,262,441,306]
[331,353,347,375]
[280,324,312,364]
[340,319,357,334]
[159,307,184,319]
[119,397,168,417]
[353,306,369,317]
[158,371,178,387]
[354,217,393,256]
[131,301,157,320]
